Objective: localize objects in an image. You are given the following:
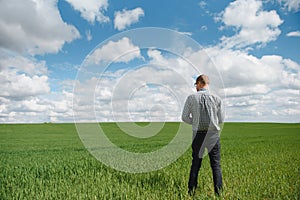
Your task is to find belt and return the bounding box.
[197,130,208,133]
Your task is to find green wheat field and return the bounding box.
[0,122,299,199]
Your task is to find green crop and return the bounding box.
[0,123,299,199]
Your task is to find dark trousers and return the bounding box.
[188,131,222,195]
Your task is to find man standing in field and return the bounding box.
[182,74,224,196]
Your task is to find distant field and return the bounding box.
[0,122,299,199]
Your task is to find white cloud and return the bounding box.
[178,31,193,36]
[0,74,50,99]
[0,0,80,123]
[86,37,143,64]
[1,0,298,124]
[147,49,201,91]
[278,0,300,12]
[1,42,298,123]
[0,90,74,123]
[47,91,74,122]
[73,76,110,122]
[73,48,201,122]
[186,46,300,122]
[86,30,93,41]
[200,47,300,90]
[14,97,49,113]
[199,1,207,9]
[2,46,298,123]
[0,50,73,123]
[0,0,80,55]
[0,51,47,76]
[75,65,193,122]
[0,50,76,123]
[65,0,109,23]
[74,45,300,122]
[286,31,300,37]
[0,51,50,99]
[114,8,144,31]
[219,0,283,49]
[225,88,300,122]
[224,84,271,97]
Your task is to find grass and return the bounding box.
[0,122,299,199]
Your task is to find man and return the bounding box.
[182,74,224,196]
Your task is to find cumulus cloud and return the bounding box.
[1,1,299,123]
[0,51,50,99]
[286,31,300,37]
[192,47,300,122]
[178,31,193,36]
[278,0,300,12]
[225,88,300,122]
[199,1,207,9]
[0,1,81,122]
[218,0,283,49]
[0,74,50,99]
[0,98,50,123]
[0,91,74,123]
[147,49,204,92]
[86,37,143,64]
[65,0,109,23]
[73,64,193,122]
[193,47,300,91]
[47,91,74,122]
[0,49,76,123]
[86,30,93,41]
[73,47,201,122]
[0,0,80,55]
[74,44,300,122]
[114,8,144,31]
[4,46,297,123]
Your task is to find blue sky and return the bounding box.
[0,0,299,123]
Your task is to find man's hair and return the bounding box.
[196,74,210,85]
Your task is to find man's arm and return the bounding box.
[217,98,225,125]
[182,96,193,124]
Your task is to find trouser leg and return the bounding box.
[208,138,223,195]
[188,132,206,190]
[188,155,202,190]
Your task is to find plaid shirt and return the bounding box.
[182,89,224,132]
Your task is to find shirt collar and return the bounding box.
[198,88,208,92]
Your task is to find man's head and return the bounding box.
[195,74,209,91]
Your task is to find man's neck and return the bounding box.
[197,86,209,91]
